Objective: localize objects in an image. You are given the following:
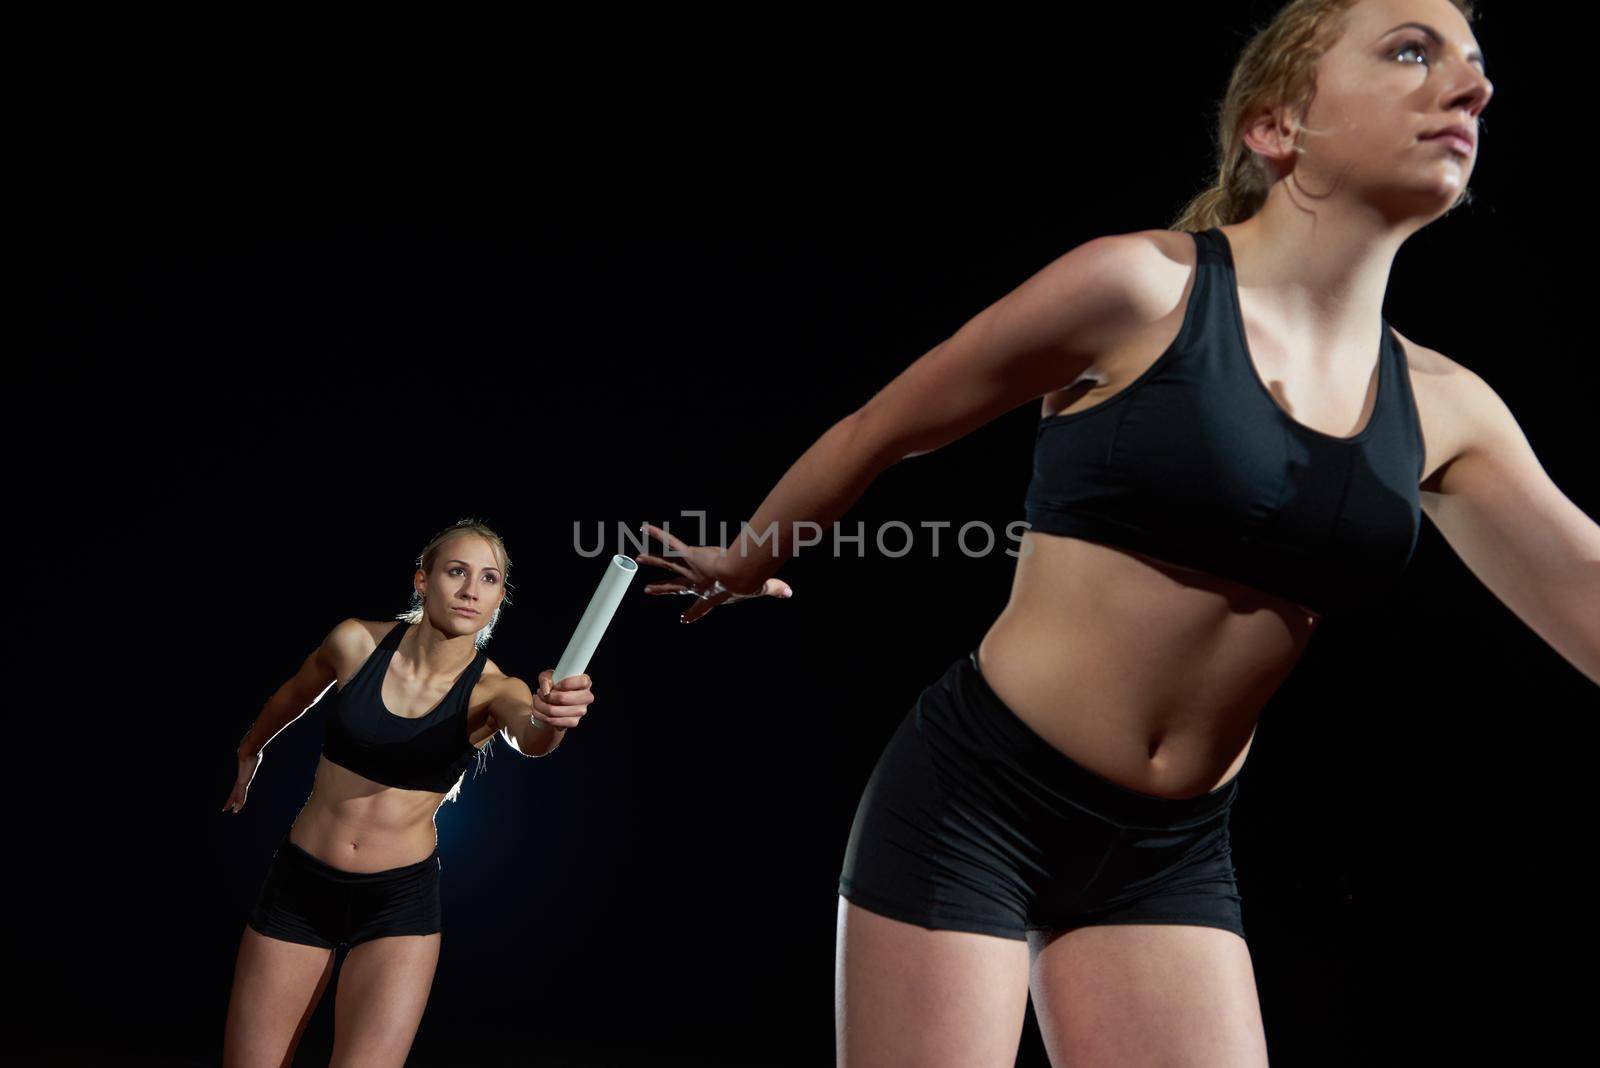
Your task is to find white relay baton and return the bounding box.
[552,554,638,686]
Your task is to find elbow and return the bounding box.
[500,722,537,759]
[841,406,918,472]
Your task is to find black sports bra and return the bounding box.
[320,620,491,794]
[1023,227,1425,616]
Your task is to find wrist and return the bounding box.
[523,718,567,756]
[714,552,770,597]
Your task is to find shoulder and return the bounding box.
[1387,325,1492,398]
[1084,227,1210,326]
[1022,228,1198,355]
[481,658,531,697]
[317,618,397,676]
[1072,226,1193,298]
[1387,325,1464,379]
[1386,327,1515,489]
[1386,325,1469,409]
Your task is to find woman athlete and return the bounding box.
[636,1,1599,1064]
[220,519,596,1067]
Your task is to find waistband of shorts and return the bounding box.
[279,837,439,883]
[954,649,1238,827]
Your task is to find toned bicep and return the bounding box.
[848,232,1159,463]
[1422,369,1600,681]
[1422,368,1596,585]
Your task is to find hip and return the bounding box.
[914,649,1242,832]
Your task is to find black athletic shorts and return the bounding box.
[247,836,443,949]
[838,650,1245,942]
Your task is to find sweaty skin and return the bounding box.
[286,620,514,872]
[977,225,1457,800]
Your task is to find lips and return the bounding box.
[1421,123,1475,155]
[453,607,478,615]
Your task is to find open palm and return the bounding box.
[634,521,794,623]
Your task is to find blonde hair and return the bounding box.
[398,517,514,650]
[399,517,515,804]
[1170,0,1480,232]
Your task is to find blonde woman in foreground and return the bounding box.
[638,1,1598,1063]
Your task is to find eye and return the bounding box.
[1392,38,1429,66]
[483,574,498,584]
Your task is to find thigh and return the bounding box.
[246,842,349,950]
[1028,923,1268,1066]
[839,702,1040,941]
[329,932,441,1068]
[223,925,336,1068]
[836,898,1030,1068]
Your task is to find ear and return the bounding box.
[1241,102,1303,176]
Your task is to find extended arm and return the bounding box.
[488,676,567,758]
[718,232,1159,588]
[1422,367,1600,685]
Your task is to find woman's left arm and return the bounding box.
[1421,365,1600,685]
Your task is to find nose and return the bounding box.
[1442,69,1492,123]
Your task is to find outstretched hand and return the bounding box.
[634,522,793,623]
[534,669,595,730]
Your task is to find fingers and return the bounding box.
[676,577,794,622]
[551,673,591,690]
[731,578,793,600]
[640,522,692,555]
[680,585,732,624]
[532,681,594,729]
[642,582,695,596]
[637,521,792,619]
[634,552,698,583]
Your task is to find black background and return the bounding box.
[24,5,1599,1065]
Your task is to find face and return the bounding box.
[415,534,506,634]
[1251,0,1493,221]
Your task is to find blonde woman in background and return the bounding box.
[221,519,596,1067]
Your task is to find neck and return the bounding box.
[1220,193,1414,368]
[401,615,479,677]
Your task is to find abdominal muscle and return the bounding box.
[976,529,1320,801]
[286,758,450,873]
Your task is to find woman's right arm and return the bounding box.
[237,618,365,758]
[717,231,1164,590]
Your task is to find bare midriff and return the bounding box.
[286,757,452,872]
[976,529,1320,801]
[281,622,506,873]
